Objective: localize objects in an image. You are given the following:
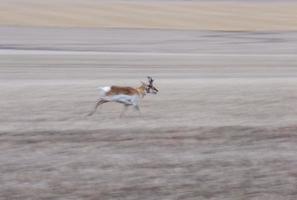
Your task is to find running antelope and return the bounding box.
[88,77,158,116]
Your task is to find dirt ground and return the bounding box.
[1,0,297,31]
[1,26,297,199]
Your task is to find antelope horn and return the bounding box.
[147,76,154,84]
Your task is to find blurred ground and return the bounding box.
[1,1,297,199]
[1,0,297,31]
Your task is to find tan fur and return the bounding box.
[88,80,155,116]
[106,85,146,97]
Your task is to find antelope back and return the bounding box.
[106,86,138,96]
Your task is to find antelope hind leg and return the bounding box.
[87,99,108,116]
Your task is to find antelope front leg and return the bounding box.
[87,98,108,116]
[134,105,142,116]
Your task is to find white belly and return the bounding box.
[107,94,139,105]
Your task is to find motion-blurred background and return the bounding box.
[1,1,297,200]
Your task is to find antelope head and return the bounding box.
[146,76,159,94]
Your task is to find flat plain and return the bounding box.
[1,1,297,200]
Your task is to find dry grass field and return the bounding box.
[1,0,297,31]
[1,1,297,200]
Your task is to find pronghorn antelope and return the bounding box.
[88,77,158,116]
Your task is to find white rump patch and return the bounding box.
[98,86,111,96]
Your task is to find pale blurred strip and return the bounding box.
[1,0,297,31]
